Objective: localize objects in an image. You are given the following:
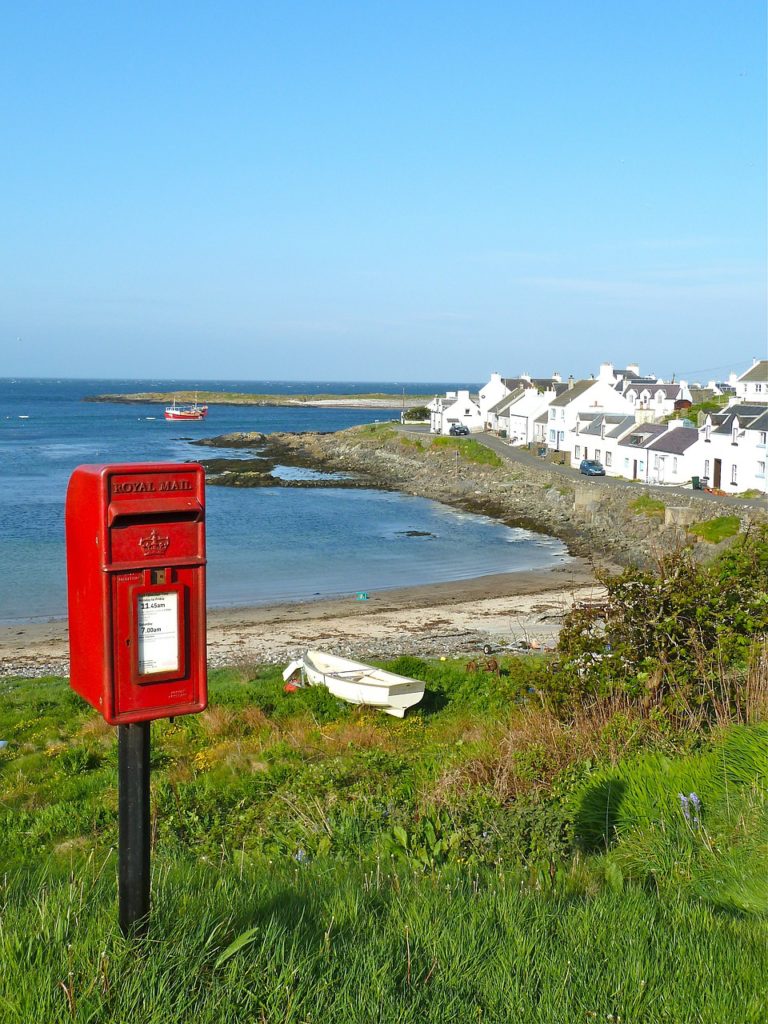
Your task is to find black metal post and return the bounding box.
[118,721,151,936]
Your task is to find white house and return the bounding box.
[478,373,513,427]
[429,390,483,434]
[545,372,634,451]
[503,384,562,445]
[735,360,768,403]
[644,424,701,486]
[620,381,693,419]
[570,414,635,472]
[699,403,768,494]
[486,386,525,434]
[616,423,669,481]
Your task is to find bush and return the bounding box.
[546,526,768,715]
[403,406,430,421]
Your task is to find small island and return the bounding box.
[84,390,433,409]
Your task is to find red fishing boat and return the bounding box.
[164,396,209,421]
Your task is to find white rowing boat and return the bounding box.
[282,650,425,718]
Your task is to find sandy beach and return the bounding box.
[0,558,601,677]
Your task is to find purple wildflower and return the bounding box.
[679,792,703,828]
[688,792,702,827]
[678,793,690,822]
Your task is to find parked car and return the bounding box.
[579,459,606,476]
[449,424,470,436]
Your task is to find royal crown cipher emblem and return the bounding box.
[138,529,171,557]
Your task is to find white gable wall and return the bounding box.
[501,388,555,445]
[478,373,511,426]
[438,391,484,434]
[735,361,768,402]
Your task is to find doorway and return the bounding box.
[713,459,722,489]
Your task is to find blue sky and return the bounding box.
[2,1,765,382]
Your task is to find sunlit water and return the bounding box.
[0,378,568,623]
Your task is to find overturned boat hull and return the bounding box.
[282,650,425,718]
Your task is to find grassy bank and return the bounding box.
[1,659,767,1021]
[2,857,765,1023]
[2,533,767,1021]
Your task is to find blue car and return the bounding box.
[579,459,605,476]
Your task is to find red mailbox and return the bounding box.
[65,463,208,725]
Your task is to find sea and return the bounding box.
[0,378,569,624]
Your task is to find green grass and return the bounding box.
[1,663,767,1021]
[689,515,741,543]
[629,494,666,517]
[576,725,768,912]
[355,421,399,440]
[1,859,766,1023]
[431,436,504,467]
[400,435,425,450]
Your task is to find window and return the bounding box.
[595,449,601,461]
[732,426,739,444]
[758,462,766,478]
[704,459,710,476]
[639,462,645,473]
[606,452,613,467]
[549,409,556,420]
[760,432,767,446]
[575,445,581,459]
[653,454,660,469]
[705,424,711,441]
[756,384,763,393]
[673,457,678,473]
[731,464,738,486]
[624,458,630,471]
[549,430,555,442]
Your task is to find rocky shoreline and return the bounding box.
[4,424,763,678]
[194,426,768,567]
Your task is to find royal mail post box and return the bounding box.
[65,463,208,724]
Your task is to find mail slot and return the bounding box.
[65,463,208,725]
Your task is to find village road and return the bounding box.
[398,424,766,507]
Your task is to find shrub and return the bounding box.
[403,406,430,421]
[546,527,768,715]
